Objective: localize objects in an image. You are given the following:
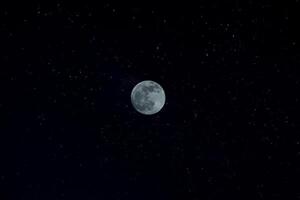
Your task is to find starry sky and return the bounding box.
[0,1,299,199]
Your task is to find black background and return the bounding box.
[0,1,299,199]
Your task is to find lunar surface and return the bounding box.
[131,80,166,115]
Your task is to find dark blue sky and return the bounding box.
[0,1,299,199]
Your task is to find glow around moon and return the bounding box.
[131,80,166,115]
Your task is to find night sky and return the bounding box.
[1,1,299,199]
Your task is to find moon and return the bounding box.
[131,80,166,115]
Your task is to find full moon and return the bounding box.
[131,80,166,115]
